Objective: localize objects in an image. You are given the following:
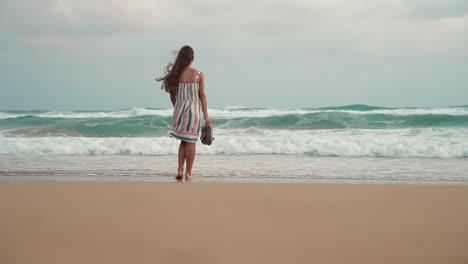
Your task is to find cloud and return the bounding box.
[2,0,466,35]
[1,0,178,36]
[0,0,466,56]
[405,0,468,18]
[0,0,409,36]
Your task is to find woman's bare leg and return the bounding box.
[177,141,187,179]
[185,142,196,179]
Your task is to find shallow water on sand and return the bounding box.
[0,155,467,184]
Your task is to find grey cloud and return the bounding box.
[1,0,124,37]
[406,0,468,18]
[1,0,467,57]
[1,0,185,37]
[0,0,328,38]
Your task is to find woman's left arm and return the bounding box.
[199,73,211,124]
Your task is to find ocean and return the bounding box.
[1,105,467,184]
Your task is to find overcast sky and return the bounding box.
[1,0,467,110]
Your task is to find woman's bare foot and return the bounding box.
[185,173,193,181]
[176,168,183,180]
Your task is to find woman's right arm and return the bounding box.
[198,72,211,124]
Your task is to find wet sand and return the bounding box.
[1,182,467,264]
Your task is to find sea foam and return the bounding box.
[1,128,466,158]
[1,106,468,119]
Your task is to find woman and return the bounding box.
[156,45,211,180]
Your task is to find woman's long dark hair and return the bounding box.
[156,45,194,93]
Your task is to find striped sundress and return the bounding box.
[169,72,202,142]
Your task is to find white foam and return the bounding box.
[1,128,467,158]
[0,108,172,119]
[1,107,467,119]
[210,107,468,118]
[0,113,19,119]
[340,108,468,116]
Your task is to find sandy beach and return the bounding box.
[1,182,467,264]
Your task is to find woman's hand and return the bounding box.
[204,117,212,124]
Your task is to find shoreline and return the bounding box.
[1,155,467,184]
[1,177,468,185]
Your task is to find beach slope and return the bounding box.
[1,182,467,264]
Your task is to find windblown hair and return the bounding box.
[156,45,194,93]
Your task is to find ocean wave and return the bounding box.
[0,108,174,119]
[1,128,467,158]
[2,111,468,137]
[317,104,392,111]
[0,115,173,137]
[1,105,468,120]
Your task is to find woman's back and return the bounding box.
[178,67,201,84]
[176,67,201,102]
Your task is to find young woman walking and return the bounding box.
[157,45,211,180]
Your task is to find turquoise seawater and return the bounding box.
[1,105,467,158]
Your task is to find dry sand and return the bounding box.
[0,182,467,264]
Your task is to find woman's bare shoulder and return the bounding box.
[195,70,204,79]
[190,67,203,74]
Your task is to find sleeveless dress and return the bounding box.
[169,72,202,142]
